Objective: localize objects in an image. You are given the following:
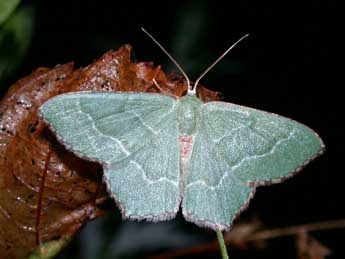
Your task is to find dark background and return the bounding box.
[1,0,342,258]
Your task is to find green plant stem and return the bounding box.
[216,230,229,259]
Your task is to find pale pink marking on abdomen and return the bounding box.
[179,135,194,173]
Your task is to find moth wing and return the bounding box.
[183,101,324,230]
[40,92,181,220]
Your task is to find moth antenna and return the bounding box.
[191,34,250,94]
[141,27,193,95]
[152,78,164,92]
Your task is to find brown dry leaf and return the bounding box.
[296,230,332,259]
[0,44,220,259]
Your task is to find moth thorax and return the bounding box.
[177,95,202,136]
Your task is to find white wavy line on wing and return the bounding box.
[130,160,179,187]
[186,129,296,190]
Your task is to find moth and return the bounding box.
[39,29,324,231]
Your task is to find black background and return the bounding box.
[2,0,342,258]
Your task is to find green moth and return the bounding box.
[39,32,324,231]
